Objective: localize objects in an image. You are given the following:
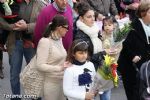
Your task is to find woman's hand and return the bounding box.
[59,61,72,71]
[132,56,141,63]
[0,0,6,3]
[63,61,72,68]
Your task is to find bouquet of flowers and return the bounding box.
[98,55,118,87]
[114,23,133,42]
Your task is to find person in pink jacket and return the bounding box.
[34,0,73,51]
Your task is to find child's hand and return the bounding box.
[105,48,118,55]
[85,91,95,100]
[109,48,118,55]
[94,90,99,96]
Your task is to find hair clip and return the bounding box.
[73,41,88,49]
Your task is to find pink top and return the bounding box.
[34,4,73,51]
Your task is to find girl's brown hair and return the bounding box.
[66,39,89,63]
[136,1,150,18]
[102,16,117,30]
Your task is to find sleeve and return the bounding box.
[63,68,86,100]
[36,38,62,72]
[28,1,46,34]
[2,2,12,15]
[110,0,118,15]
[0,17,13,30]
[91,62,96,77]
[27,23,35,33]
[34,8,48,47]
[122,30,136,61]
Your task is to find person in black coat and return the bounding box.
[117,1,150,100]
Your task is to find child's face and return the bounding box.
[103,22,114,34]
[73,51,88,62]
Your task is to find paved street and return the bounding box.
[0,52,127,100]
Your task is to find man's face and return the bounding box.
[55,0,68,10]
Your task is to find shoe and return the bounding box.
[0,69,4,79]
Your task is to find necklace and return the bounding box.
[51,32,60,40]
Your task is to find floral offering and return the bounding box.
[98,55,119,87]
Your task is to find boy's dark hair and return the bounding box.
[67,39,89,63]
[43,14,68,37]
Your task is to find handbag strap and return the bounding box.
[146,60,150,91]
[36,38,52,63]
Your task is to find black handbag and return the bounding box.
[139,60,150,100]
[91,51,106,68]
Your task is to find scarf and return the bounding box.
[72,59,86,65]
[76,20,103,53]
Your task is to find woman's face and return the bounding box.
[58,25,69,37]
[143,9,150,24]
[80,10,95,27]
[73,51,88,62]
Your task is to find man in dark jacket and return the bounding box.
[81,0,119,20]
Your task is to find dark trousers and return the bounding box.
[0,50,2,69]
[120,68,140,100]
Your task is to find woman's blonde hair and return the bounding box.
[137,1,150,18]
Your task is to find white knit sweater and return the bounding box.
[63,61,96,100]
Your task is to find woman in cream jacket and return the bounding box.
[36,15,69,100]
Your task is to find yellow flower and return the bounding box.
[104,55,115,66]
[104,55,111,66]
[99,55,119,87]
[114,74,118,83]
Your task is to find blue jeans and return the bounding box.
[9,40,35,96]
[99,90,111,100]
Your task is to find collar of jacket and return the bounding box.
[52,2,66,13]
[72,59,86,65]
[132,19,148,44]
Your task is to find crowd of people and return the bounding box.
[0,0,150,100]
